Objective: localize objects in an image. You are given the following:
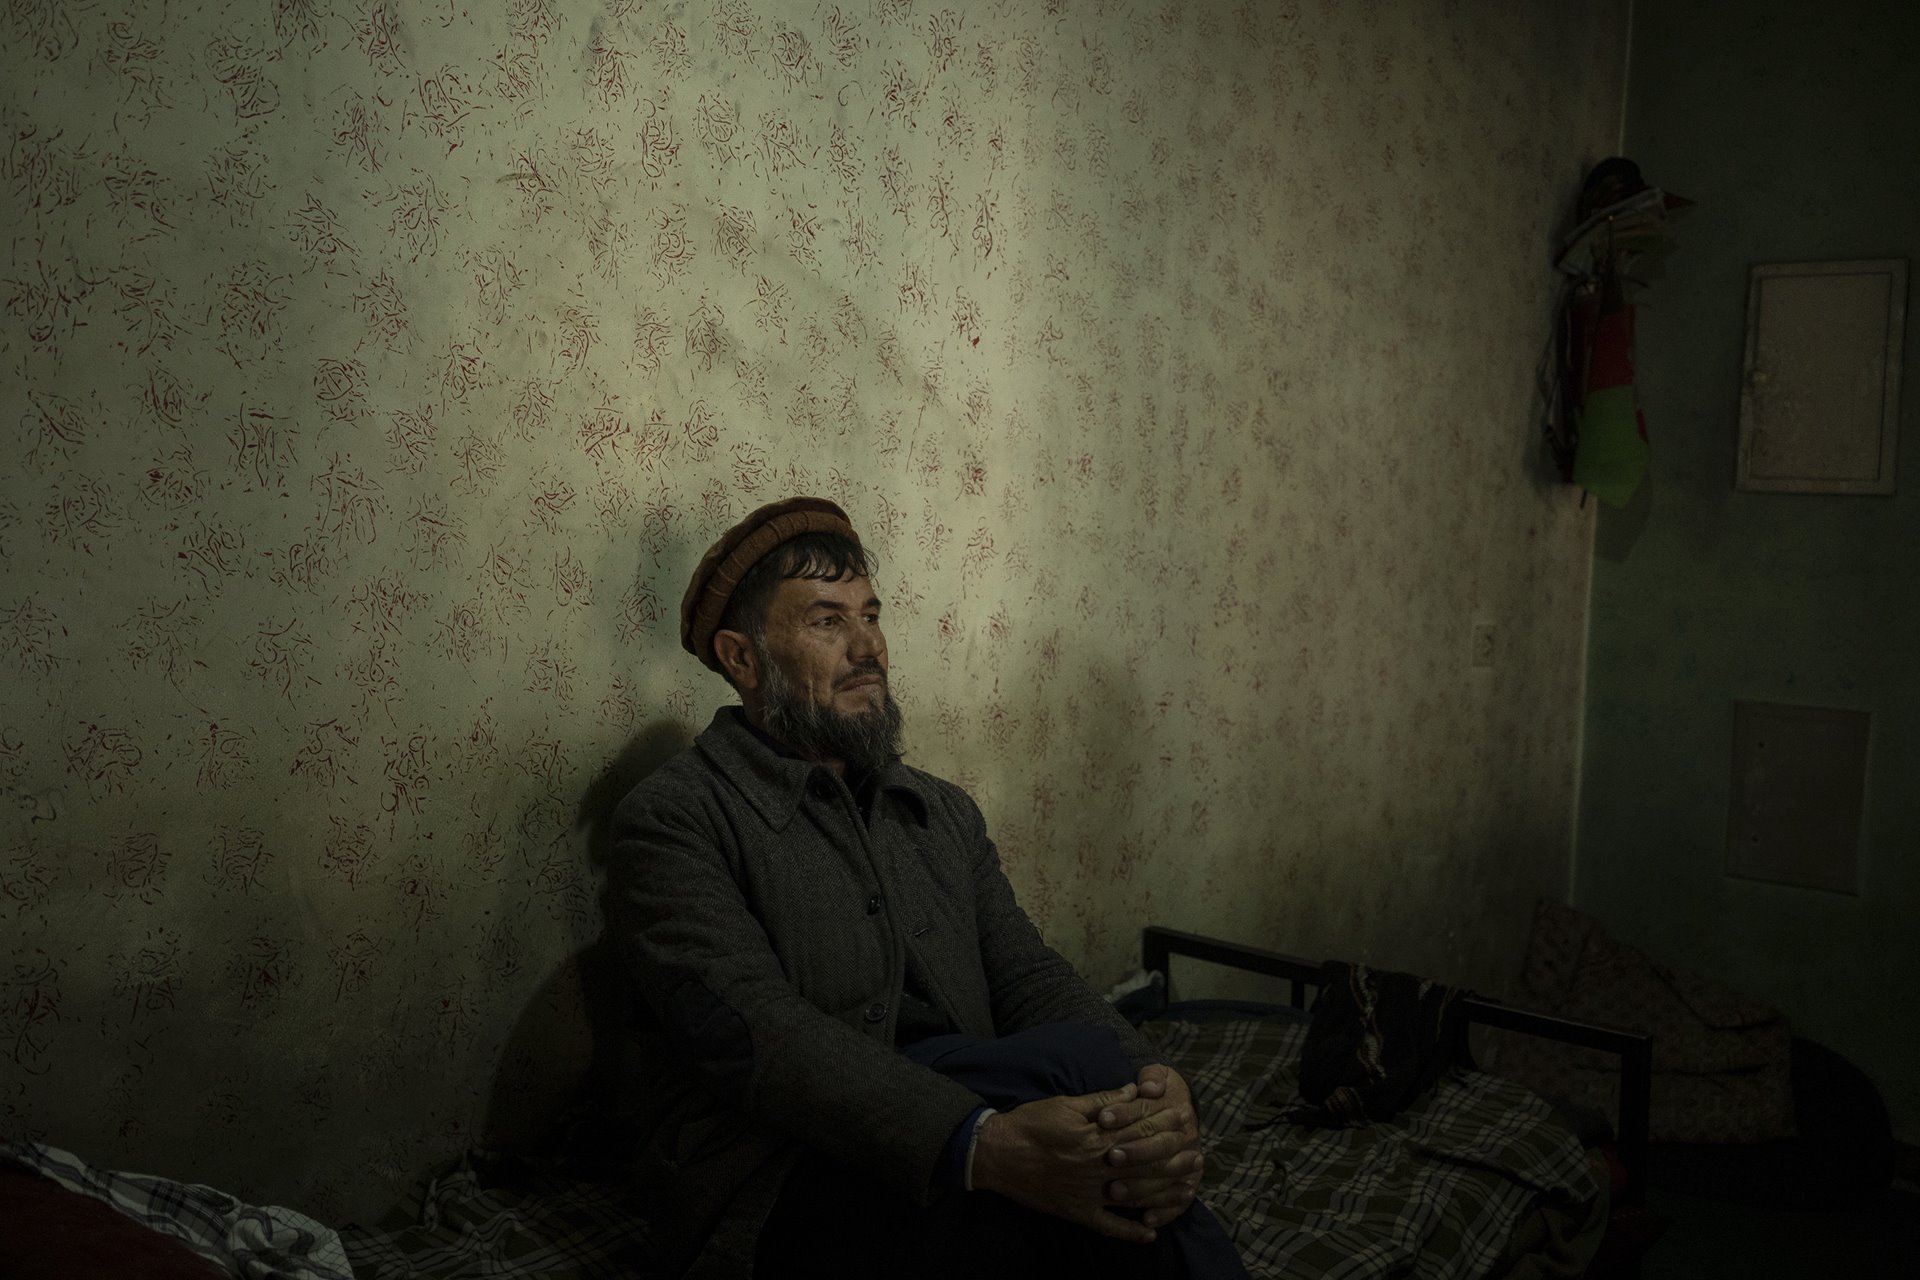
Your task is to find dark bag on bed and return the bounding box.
[1286,960,1474,1127]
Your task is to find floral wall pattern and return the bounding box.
[2,0,1624,1221]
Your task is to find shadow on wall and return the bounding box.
[481,719,693,1153]
[1593,470,1654,562]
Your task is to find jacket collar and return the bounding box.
[694,707,930,831]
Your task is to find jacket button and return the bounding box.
[866,894,882,915]
[863,1000,887,1024]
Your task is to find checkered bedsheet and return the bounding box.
[0,1139,353,1280]
[8,1017,1597,1279]
[344,1018,1596,1279]
[339,1149,657,1279]
[1147,1017,1601,1279]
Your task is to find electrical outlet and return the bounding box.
[1471,623,1496,668]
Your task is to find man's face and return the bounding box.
[744,571,902,772]
[758,571,889,716]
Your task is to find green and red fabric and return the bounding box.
[1571,291,1650,507]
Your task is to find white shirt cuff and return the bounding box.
[962,1108,997,1192]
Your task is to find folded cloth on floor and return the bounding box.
[0,1140,353,1280]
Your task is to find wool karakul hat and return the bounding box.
[679,495,860,673]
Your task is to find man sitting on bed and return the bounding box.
[608,496,1247,1278]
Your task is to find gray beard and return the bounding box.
[757,646,904,775]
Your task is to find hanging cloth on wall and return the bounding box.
[1570,271,1650,508]
[1545,157,1690,507]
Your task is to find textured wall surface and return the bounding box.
[1580,0,1920,1140]
[3,0,1622,1219]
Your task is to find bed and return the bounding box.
[1,925,1656,1279]
[1134,926,1654,1279]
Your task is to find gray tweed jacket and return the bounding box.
[607,707,1159,1277]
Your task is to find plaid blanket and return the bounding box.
[0,1139,353,1280]
[6,1019,1593,1279]
[340,1149,658,1279]
[342,1019,1593,1279]
[1147,1018,1600,1279]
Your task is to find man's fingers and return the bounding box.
[1100,1091,1191,1134]
[1106,1126,1196,1168]
[1110,1149,1203,1192]
[1104,1101,1197,1147]
[1070,1082,1137,1121]
[1107,1172,1198,1209]
[1134,1064,1169,1099]
[1079,1207,1157,1245]
[1142,1197,1198,1230]
[1097,1094,1156,1130]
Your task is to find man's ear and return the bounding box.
[712,629,759,691]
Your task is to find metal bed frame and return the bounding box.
[1140,925,1653,1209]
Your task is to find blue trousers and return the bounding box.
[755,1022,1249,1279]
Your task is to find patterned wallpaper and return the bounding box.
[2,0,1624,1221]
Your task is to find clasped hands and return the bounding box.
[970,1063,1203,1244]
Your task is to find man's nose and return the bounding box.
[848,617,885,663]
